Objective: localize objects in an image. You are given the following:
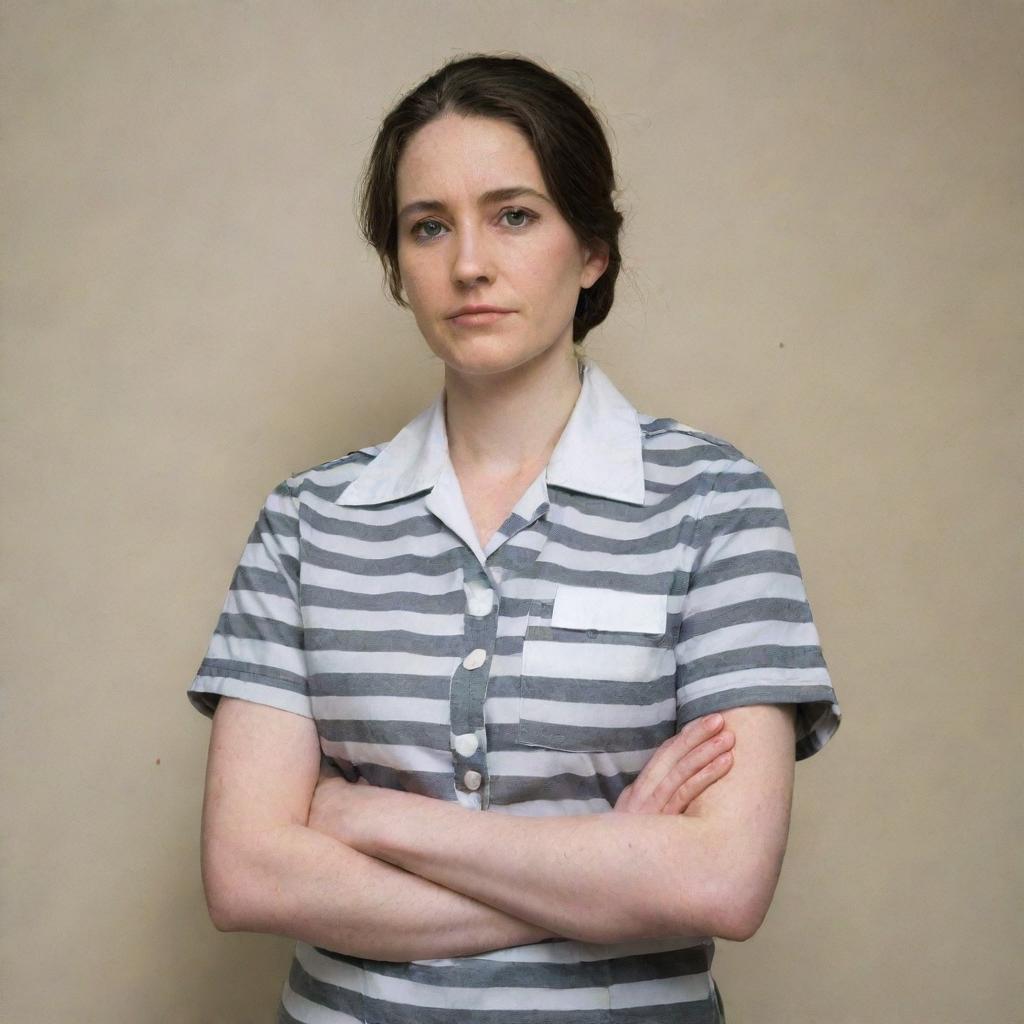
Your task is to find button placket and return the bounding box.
[450,569,497,807]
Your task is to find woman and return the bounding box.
[189,53,840,1023]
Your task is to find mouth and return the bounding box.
[449,311,513,327]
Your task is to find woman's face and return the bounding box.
[394,113,608,380]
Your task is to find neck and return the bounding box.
[443,346,585,478]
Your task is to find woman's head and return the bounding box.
[358,53,624,349]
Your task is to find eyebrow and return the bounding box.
[397,186,551,223]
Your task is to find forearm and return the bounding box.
[341,705,798,945]
[346,792,718,945]
[211,821,560,961]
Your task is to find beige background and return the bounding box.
[2,2,1021,1021]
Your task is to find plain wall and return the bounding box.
[2,2,1021,1020]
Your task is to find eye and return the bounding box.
[501,207,537,228]
[410,218,445,241]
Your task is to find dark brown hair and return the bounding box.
[358,53,624,345]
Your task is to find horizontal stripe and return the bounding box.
[519,695,676,730]
[311,694,452,723]
[678,620,823,661]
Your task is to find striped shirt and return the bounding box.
[188,356,840,1024]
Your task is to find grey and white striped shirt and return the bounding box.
[189,356,840,1023]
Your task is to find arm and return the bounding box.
[201,697,737,960]
[200,696,558,961]
[309,703,795,945]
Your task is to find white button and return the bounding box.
[454,732,479,757]
[465,581,494,617]
[463,770,482,791]
[462,648,487,670]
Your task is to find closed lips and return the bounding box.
[449,306,513,317]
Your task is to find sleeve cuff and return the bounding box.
[678,683,841,761]
[187,672,314,721]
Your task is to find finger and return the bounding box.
[627,714,725,807]
[612,781,634,813]
[647,729,735,810]
[661,751,733,815]
[617,735,733,814]
[628,715,727,809]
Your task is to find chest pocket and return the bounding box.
[518,585,677,753]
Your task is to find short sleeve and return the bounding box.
[187,480,312,720]
[675,456,840,760]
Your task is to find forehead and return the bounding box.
[396,114,543,201]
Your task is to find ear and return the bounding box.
[581,240,610,289]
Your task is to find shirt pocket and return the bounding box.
[518,585,677,753]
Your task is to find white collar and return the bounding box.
[335,357,646,507]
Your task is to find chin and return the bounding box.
[428,337,539,377]
[443,354,527,378]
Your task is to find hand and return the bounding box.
[613,713,734,815]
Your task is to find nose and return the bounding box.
[450,221,495,289]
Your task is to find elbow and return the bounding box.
[702,870,777,942]
[206,892,241,933]
[201,836,256,933]
[663,863,777,943]
[710,894,769,943]
[200,820,298,936]
[204,876,248,933]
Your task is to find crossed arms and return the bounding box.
[199,697,795,962]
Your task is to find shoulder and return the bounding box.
[274,443,388,504]
[633,410,794,527]
[639,413,745,461]
[636,412,774,497]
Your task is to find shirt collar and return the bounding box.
[335,357,647,507]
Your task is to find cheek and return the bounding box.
[397,251,433,306]
[536,236,584,286]
[521,250,582,308]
